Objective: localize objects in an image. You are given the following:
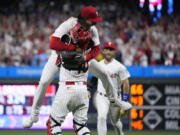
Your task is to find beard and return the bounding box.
[104,54,113,61]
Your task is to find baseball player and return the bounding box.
[24,6,131,130]
[23,6,106,129]
[95,41,131,135]
[46,6,104,135]
[49,8,132,111]
[23,38,76,128]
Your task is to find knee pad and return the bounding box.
[73,120,91,135]
[46,116,62,135]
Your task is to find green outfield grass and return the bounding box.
[0,130,179,135]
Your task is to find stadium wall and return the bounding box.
[0,66,180,131]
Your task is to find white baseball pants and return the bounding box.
[51,82,89,125]
[88,59,117,99]
[95,92,124,135]
[31,54,59,116]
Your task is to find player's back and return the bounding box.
[59,65,88,82]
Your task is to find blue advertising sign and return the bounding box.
[0,66,180,78]
[127,66,143,77]
[143,66,180,77]
[0,67,7,77]
[8,66,43,78]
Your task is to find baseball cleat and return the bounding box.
[110,98,132,110]
[118,100,132,110]
[23,115,39,128]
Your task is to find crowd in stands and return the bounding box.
[0,0,180,66]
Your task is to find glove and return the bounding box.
[61,51,85,64]
[73,53,86,65]
[61,34,71,44]
[119,109,128,117]
[61,51,88,72]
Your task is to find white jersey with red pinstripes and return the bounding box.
[52,17,100,82]
[97,59,130,94]
[52,17,100,46]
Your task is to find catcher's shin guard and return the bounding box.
[46,116,62,135]
[73,120,91,135]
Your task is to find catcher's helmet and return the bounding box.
[72,23,91,42]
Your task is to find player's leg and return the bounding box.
[73,88,91,135]
[47,115,62,135]
[23,54,59,128]
[88,59,117,98]
[109,105,124,135]
[95,92,110,135]
[47,84,69,135]
[89,59,132,110]
[31,55,59,116]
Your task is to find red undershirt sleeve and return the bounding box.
[85,45,100,61]
[49,36,75,51]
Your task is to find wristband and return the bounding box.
[122,93,129,101]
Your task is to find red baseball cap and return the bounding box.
[104,42,116,50]
[81,6,103,23]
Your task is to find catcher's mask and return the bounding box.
[72,23,91,45]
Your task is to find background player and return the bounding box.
[95,41,131,135]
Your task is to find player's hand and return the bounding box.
[75,47,83,53]
[88,90,91,99]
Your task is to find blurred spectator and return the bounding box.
[0,0,179,66]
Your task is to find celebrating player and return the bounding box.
[23,24,76,128]
[23,6,105,129]
[23,6,131,130]
[49,7,132,111]
[46,6,103,135]
[95,41,131,135]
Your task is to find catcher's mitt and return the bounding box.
[61,51,88,72]
[61,34,71,44]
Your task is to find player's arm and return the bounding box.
[122,79,130,101]
[50,36,75,51]
[119,66,131,101]
[84,26,101,61]
[84,44,100,61]
[49,17,77,51]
